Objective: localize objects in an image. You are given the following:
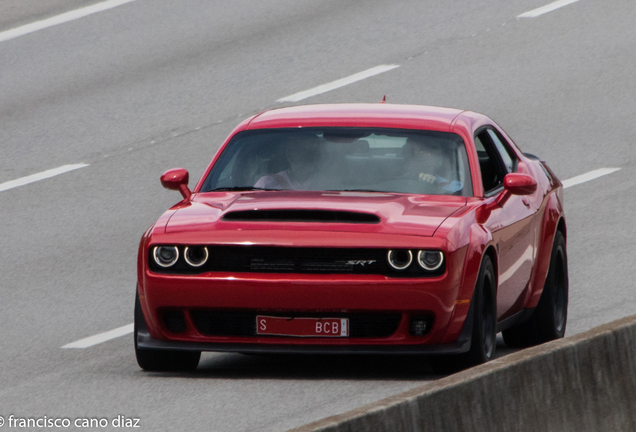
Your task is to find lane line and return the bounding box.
[0,164,89,192]
[0,0,136,43]
[60,168,621,349]
[277,64,400,103]
[62,324,134,348]
[562,168,620,189]
[517,0,579,18]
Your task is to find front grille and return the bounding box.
[217,247,383,274]
[190,311,402,338]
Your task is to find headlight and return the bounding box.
[184,246,209,267]
[387,250,413,270]
[153,246,179,267]
[417,250,444,271]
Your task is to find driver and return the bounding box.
[403,137,463,193]
[254,136,322,190]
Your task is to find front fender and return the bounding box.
[440,220,495,343]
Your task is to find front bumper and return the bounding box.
[136,299,475,355]
[138,265,473,351]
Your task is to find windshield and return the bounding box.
[201,128,473,196]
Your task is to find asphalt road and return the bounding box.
[1,0,635,430]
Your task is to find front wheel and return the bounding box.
[465,255,497,365]
[134,292,200,372]
[431,255,497,373]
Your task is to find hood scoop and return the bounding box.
[222,209,381,224]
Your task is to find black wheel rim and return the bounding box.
[553,250,567,333]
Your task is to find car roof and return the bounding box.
[245,103,466,132]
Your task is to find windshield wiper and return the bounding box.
[207,186,278,192]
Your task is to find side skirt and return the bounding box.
[496,308,535,333]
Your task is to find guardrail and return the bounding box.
[289,314,636,432]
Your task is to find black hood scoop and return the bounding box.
[222,209,380,224]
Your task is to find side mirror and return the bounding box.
[503,173,537,196]
[160,168,191,200]
[477,173,538,223]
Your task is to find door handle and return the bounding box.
[522,197,531,207]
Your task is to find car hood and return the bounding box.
[162,191,466,242]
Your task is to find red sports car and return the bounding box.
[135,104,567,372]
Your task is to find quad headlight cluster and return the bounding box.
[387,249,444,272]
[153,246,209,268]
[151,245,443,276]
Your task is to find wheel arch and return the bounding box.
[482,245,498,296]
[454,223,496,299]
[440,222,497,344]
[557,216,567,241]
[527,192,565,308]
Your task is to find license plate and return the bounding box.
[256,316,349,337]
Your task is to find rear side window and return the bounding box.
[487,129,516,173]
[475,128,518,195]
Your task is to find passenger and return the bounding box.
[254,136,322,190]
[403,137,463,193]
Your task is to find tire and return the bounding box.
[134,292,200,372]
[431,255,497,373]
[502,230,568,348]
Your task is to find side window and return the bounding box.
[474,135,486,152]
[486,129,516,173]
[475,130,510,195]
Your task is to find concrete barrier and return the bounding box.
[289,314,636,432]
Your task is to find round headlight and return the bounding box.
[184,246,209,267]
[417,250,444,271]
[153,246,179,267]
[387,250,413,271]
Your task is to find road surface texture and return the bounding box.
[1,0,634,430]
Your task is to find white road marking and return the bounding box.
[562,168,620,189]
[277,64,400,103]
[0,164,89,192]
[0,0,136,43]
[518,0,579,18]
[62,324,134,348]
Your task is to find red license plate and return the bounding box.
[256,316,349,337]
